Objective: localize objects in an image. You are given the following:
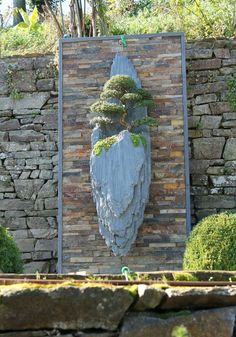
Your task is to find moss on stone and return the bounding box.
[93,135,119,156]
[130,133,147,147]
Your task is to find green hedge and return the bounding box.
[0,225,23,273]
[183,212,236,271]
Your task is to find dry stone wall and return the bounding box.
[0,283,236,337]
[187,39,236,223]
[0,38,236,273]
[0,54,58,273]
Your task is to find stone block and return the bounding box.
[222,120,236,128]
[223,138,236,160]
[0,110,12,117]
[0,285,133,332]
[191,175,208,186]
[0,132,8,141]
[5,210,26,218]
[30,170,40,179]
[195,195,236,208]
[39,170,53,179]
[188,116,200,129]
[0,142,30,152]
[6,217,27,230]
[120,307,236,337]
[206,166,224,175]
[14,179,44,200]
[0,97,13,111]
[0,199,34,211]
[27,217,48,228]
[36,79,54,91]
[186,48,213,59]
[19,171,31,179]
[213,48,230,58]
[210,175,236,187]
[23,261,50,273]
[38,180,57,198]
[0,180,14,192]
[188,59,221,70]
[195,94,217,105]
[12,93,50,110]
[35,238,57,252]
[13,151,41,159]
[30,142,57,151]
[200,116,221,129]
[14,70,36,92]
[212,129,233,137]
[134,285,166,311]
[210,102,230,115]
[193,137,225,159]
[192,104,211,116]
[224,187,236,195]
[9,130,44,142]
[222,58,236,66]
[45,197,57,209]
[17,238,35,252]
[30,228,57,239]
[0,119,20,131]
[189,81,227,97]
[223,112,236,120]
[11,230,29,239]
[32,251,52,260]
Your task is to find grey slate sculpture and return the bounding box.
[90,54,157,256]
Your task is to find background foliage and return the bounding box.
[0,0,236,57]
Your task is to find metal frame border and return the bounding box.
[181,33,191,235]
[58,38,63,273]
[57,32,191,273]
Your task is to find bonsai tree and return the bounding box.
[0,225,23,273]
[89,74,157,155]
[90,74,156,129]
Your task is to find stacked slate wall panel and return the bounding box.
[60,34,188,273]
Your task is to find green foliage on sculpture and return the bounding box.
[89,74,157,134]
[183,212,236,271]
[93,135,119,156]
[0,225,23,273]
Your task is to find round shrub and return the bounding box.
[183,212,236,271]
[0,225,23,273]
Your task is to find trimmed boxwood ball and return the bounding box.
[0,225,23,273]
[183,212,236,271]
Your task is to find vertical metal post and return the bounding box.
[57,39,63,273]
[181,33,191,235]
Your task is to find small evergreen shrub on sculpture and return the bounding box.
[0,225,23,273]
[183,212,236,271]
[90,74,157,155]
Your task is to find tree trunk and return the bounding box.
[91,0,96,37]
[13,0,26,26]
[69,0,78,37]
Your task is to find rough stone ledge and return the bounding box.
[0,285,134,331]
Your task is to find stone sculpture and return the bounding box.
[89,54,157,256]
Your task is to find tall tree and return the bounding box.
[13,0,26,26]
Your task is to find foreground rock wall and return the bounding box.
[0,284,236,337]
[0,55,58,272]
[0,38,236,272]
[187,39,236,223]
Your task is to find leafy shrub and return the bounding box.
[0,225,23,273]
[183,212,236,271]
[0,19,58,57]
